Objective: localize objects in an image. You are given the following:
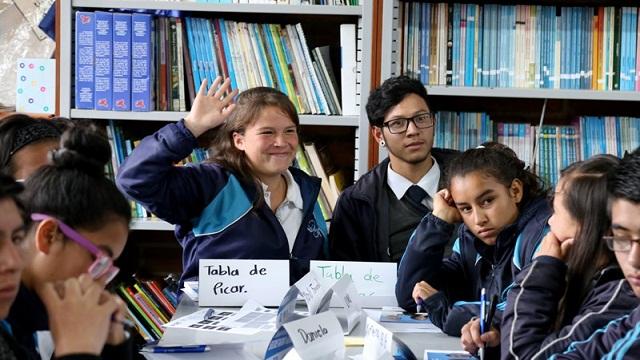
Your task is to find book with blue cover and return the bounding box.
[94,11,112,110]
[112,13,131,111]
[75,11,94,109]
[131,13,153,111]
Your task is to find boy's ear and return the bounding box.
[371,126,384,146]
[510,178,524,204]
[34,219,62,254]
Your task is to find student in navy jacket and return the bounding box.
[396,145,551,337]
[462,155,639,359]
[7,123,132,359]
[550,148,640,359]
[329,76,457,262]
[116,79,327,284]
[0,174,127,360]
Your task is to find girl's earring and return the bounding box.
[380,140,386,148]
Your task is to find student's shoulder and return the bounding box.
[345,158,389,198]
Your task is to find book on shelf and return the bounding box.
[398,2,640,92]
[94,12,113,111]
[340,23,357,115]
[113,13,132,111]
[75,12,95,109]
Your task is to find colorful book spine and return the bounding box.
[75,12,95,109]
[112,13,131,111]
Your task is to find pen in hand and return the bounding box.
[415,297,426,313]
[479,288,487,360]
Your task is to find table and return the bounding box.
[155,297,462,359]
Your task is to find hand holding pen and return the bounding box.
[460,290,500,357]
[412,281,438,312]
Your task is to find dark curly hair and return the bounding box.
[365,76,431,128]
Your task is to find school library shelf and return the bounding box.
[380,0,640,185]
[57,0,374,228]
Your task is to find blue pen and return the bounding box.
[479,288,487,360]
[141,345,210,353]
[416,297,426,313]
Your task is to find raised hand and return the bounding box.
[432,188,463,224]
[40,276,118,357]
[184,77,238,138]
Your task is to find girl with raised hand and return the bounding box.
[7,122,132,358]
[116,78,328,284]
[395,145,551,340]
[480,155,637,360]
[0,173,124,360]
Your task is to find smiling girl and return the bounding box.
[116,78,327,284]
[395,145,551,337]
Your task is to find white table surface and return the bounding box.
[152,297,462,359]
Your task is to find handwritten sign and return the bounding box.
[310,261,397,307]
[362,317,393,359]
[331,275,362,334]
[198,259,289,306]
[265,312,344,360]
[277,272,332,327]
[362,317,417,360]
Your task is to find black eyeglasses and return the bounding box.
[603,236,640,253]
[382,113,435,134]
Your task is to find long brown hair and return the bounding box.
[209,87,299,197]
[556,154,619,327]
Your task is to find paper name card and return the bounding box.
[362,317,394,359]
[310,261,396,297]
[331,275,362,334]
[265,311,345,360]
[198,259,289,306]
[16,58,56,114]
[277,271,332,327]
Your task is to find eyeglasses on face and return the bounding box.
[382,112,435,134]
[603,235,640,253]
[30,213,120,283]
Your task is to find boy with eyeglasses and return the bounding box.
[554,148,640,359]
[329,75,457,263]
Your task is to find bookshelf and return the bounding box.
[379,0,640,184]
[57,0,373,230]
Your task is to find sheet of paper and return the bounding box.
[164,300,276,335]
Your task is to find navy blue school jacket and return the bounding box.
[396,196,551,336]
[116,120,328,284]
[501,256,639,360]
[551,304,640,359]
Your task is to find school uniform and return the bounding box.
[5,284,133,360]
[501,256,639,360]
[396,196,551,336]
[551,304,640,359]
[329,148,457,262]
[116,120,327,284]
